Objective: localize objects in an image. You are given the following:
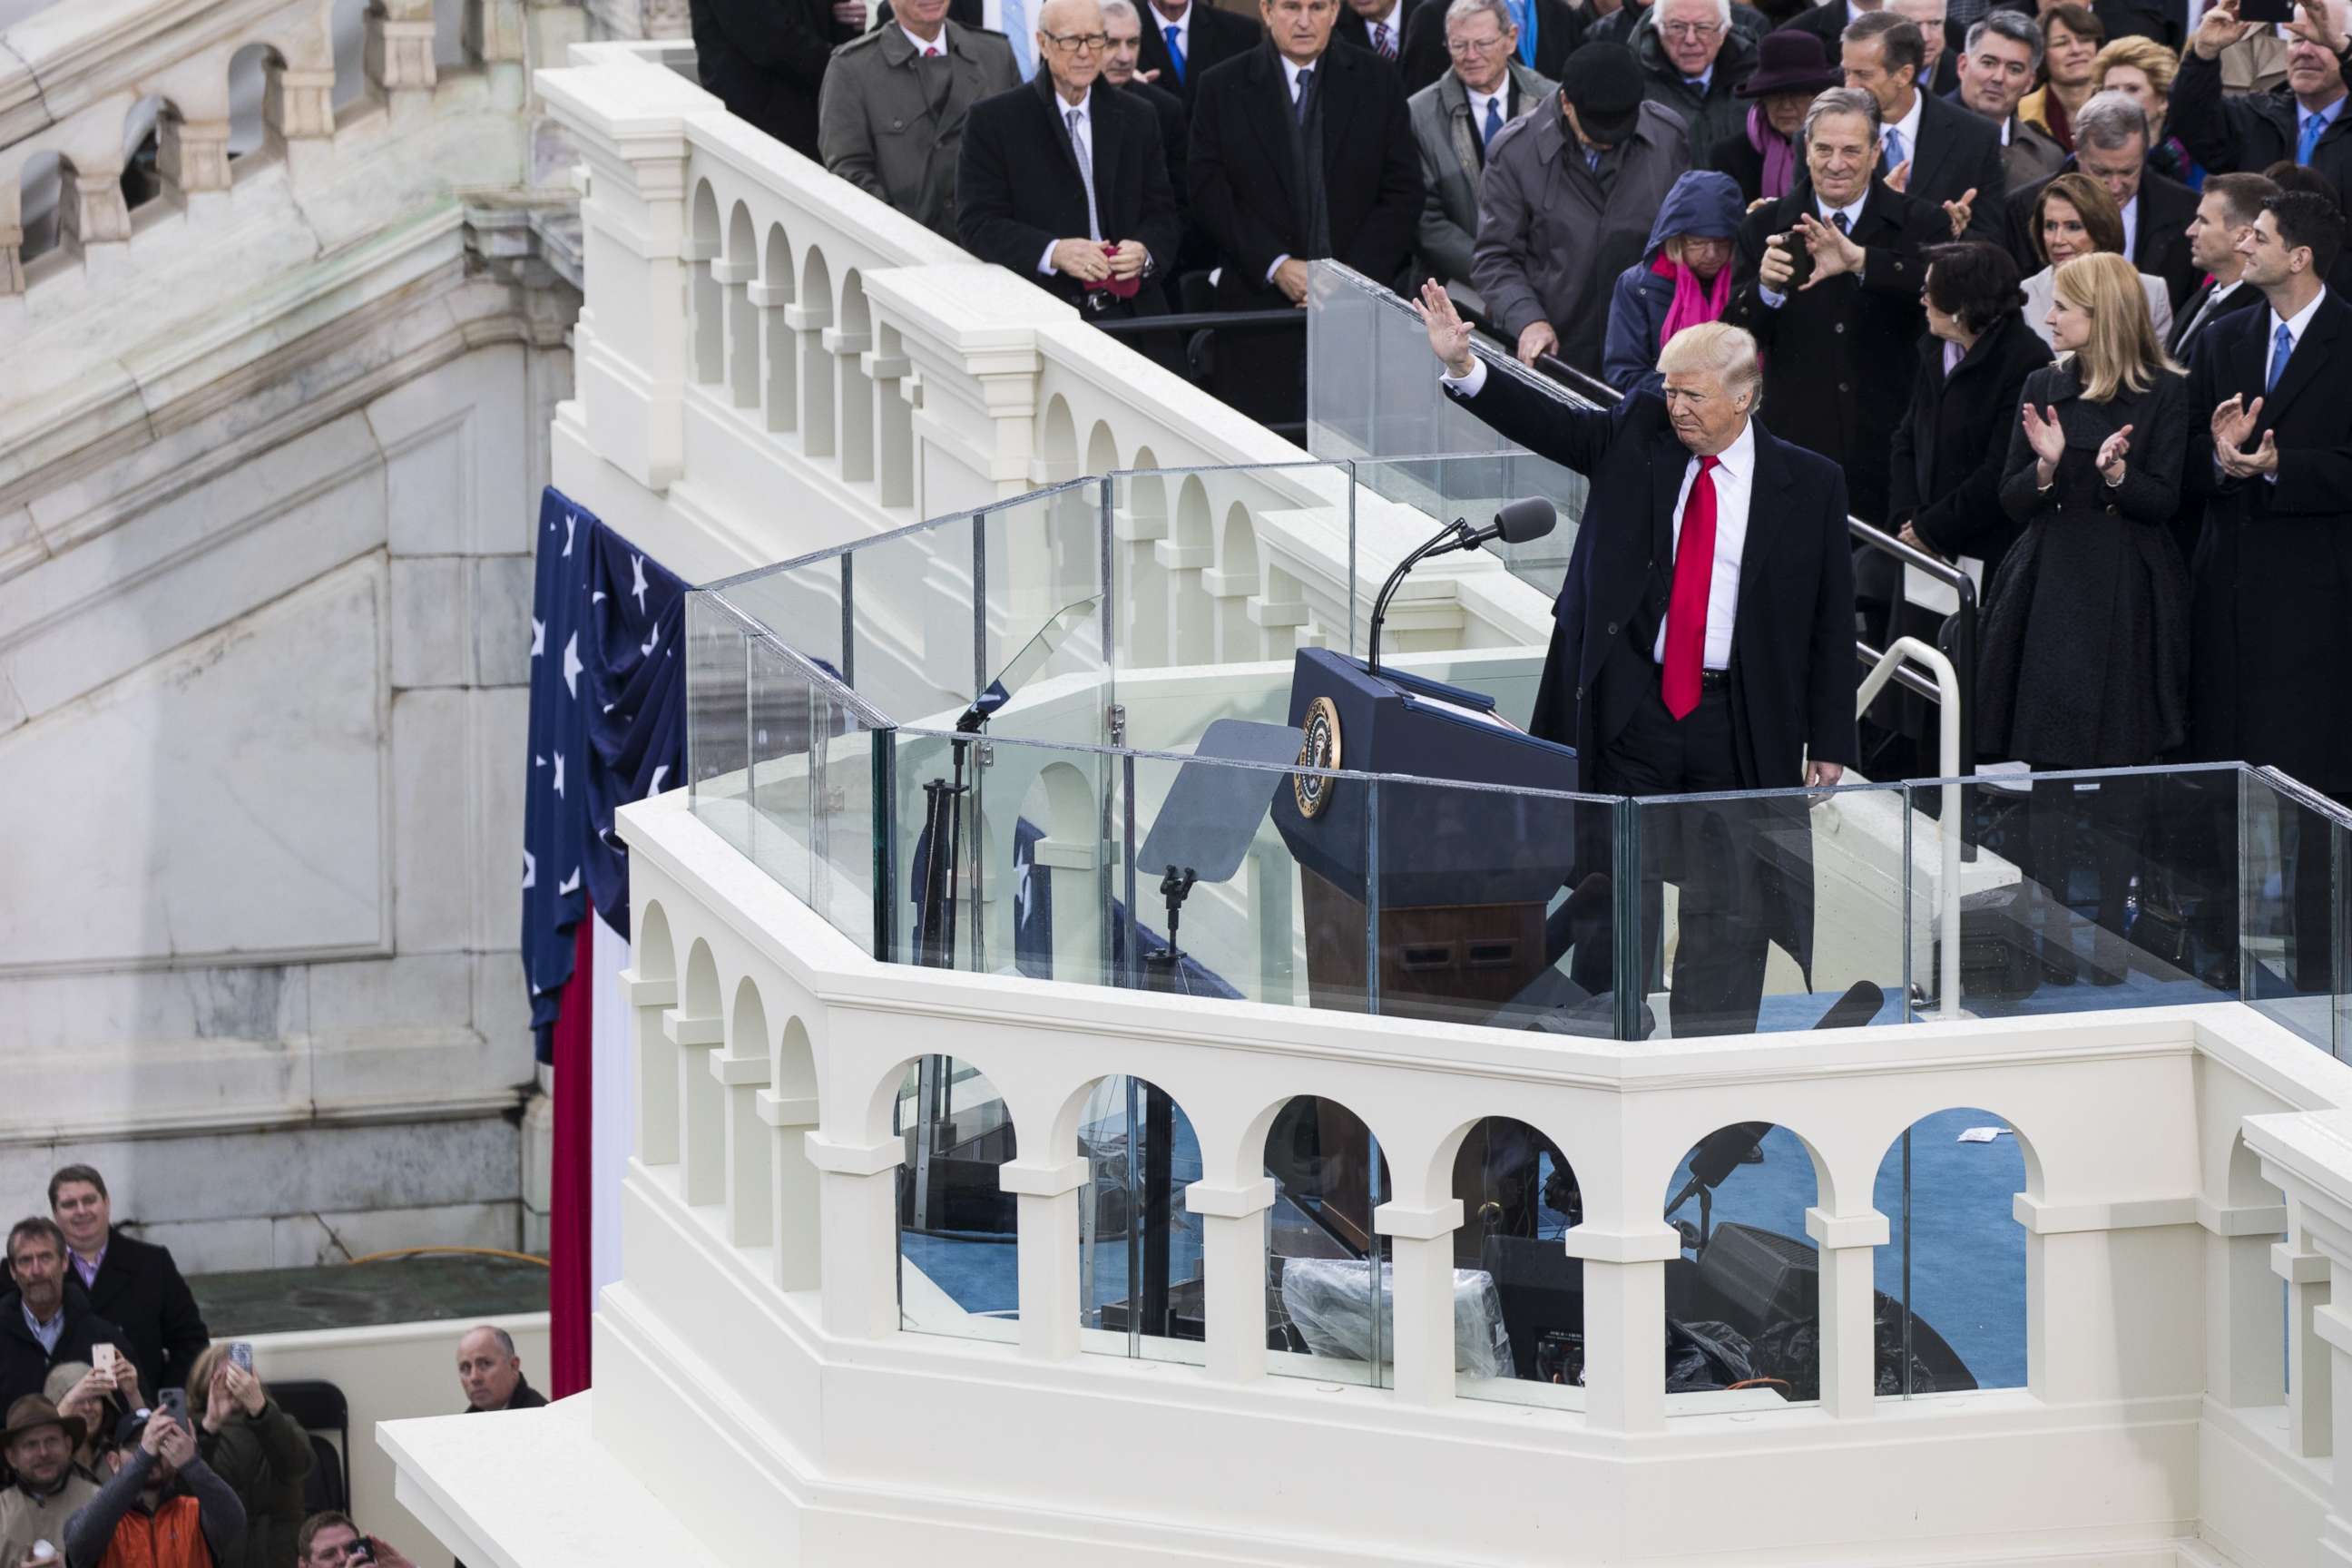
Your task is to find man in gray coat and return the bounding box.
[819,0,1021,238]
[1407,0,1553,297]
[1632,0,1758,163]
[1470,41,1690,369]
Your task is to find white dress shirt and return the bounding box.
[1037,89,1102,274]
[1150,0,1192,55]
[1651,417,1756,670]
[900,23,947,53]
[2119,191,2139,265]
[2269,288,2325,374]
[1882,88,1924,173]
[1436,359,1755,670]
[1469,84,1509,131]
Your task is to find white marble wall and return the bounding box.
[0,270,573,1270]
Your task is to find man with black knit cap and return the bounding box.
[1471,40,1692,371]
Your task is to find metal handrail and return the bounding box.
[1857,636,1965,1016]
[1529,350,1979,779]
[1093,309,1308,337]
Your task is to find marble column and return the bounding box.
[664,1005,724,1205]
[713,1038,774,1247]
[806,1133,906,1339]
[760,1086,821,1290]
[1004,1156,1090,1360]
[1564,1225,1681,1434]
[1376,1198,1465,1405]
[616,965,679,1164]
[1808,1207,1890,1416]
[2279,1237,2333,1457]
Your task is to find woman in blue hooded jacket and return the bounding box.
[1599,170,1746,396]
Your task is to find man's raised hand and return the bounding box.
[1415,278,1477,376]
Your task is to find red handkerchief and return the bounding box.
[1087,241,1142,299]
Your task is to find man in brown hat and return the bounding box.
[0,1396,99,1567]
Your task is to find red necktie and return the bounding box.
[925,44,941,54]
[1661,454,1720,720]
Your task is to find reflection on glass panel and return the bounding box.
[983,483,1107,749]
[1104,463,1357,685]
[849,514,984,729]
[1628,786,1906,1040]
[1454,1120,1583,1406]
[745,636,814,906]
[1873,1109,2023,1396]
[1358,774,1605,1035]
[1662,1124,1819,1406]
[895,1057,1019,1343]
[706,552,846,677]
[1350,452,1583,608]
[1078,1077,1206,1359]
[1120,740,1316,1007]
[685,594,752,858]
[974,737,1112,985]
[1936,768,2238,1022]
[896,730,979,972]
[811,693,884,953]
[1264,1096,1392,1385]
[2242,771,2348,1054]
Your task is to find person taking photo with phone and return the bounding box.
[187,1347,309,1568]
[0,1223,135,1416]
[292,1514,416,1568]
[2171,0,2352,210]
[60,1404,246,1568]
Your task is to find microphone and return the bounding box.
[1367,497,1558,675]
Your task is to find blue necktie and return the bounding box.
[2269,320,2294,392]
[1296,66,1315,124]
[1164,23,1186,81]
[1882,126,1906,172]
[1482,95,1504,147]
[2298,109,2326,164]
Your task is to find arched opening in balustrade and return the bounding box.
[1872,1109,2034,1396]
[724,977,776,1247]
[1084,420,1119,477]
[838,270,876,484]
[1661,1121,1825,1404]
[16,152,64,270]
[889,1055,1020,1342]
[800,248,835,458]
[120,96,169,212]
[633,898,680,1166]
[1040,396,1079,484]
[1114,454,1170,666]
[1439,1117,1579,1401]
[773,1015,821,1289]
[760,223,798,435]
[1214,501,1262,662]
[1007,760,1102,984]
[1261,1095,1392,1386]
[1067,1075,1204,1359]
[1168,475,1214,665]
[329,0,373,113]
[689,181,723,387]
[680,939,725,1205]
[227,43,293,160]
[724,201,760,410]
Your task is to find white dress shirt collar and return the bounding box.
[901,23,948,54]
[1652,418,1759,671]
[1281,51,1322,98]
[1150,0,1191,44]
[1817,190,1868,230]
[2273,288,2326,351]
[1886,87,1923,160]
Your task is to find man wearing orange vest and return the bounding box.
[60,1405,244,1568]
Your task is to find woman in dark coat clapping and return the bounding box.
[1978,250,2191,985]
[1881,242,2053,777]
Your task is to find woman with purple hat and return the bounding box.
[1709,30,1841,204]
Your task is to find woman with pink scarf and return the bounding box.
[1600,170,1745,395]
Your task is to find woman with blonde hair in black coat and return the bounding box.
[1978,249,2191,985]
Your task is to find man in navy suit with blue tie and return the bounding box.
[1416,279,1857,1035]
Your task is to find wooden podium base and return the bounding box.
[1299,867,1549,1024]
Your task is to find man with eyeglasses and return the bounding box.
[1635,0,1760,161]
[959,0,1184,329]
[1408,0,1554,296]
[1191,0,1424,422]
[819,0,1020,239]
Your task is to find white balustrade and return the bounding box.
[601,781,2352,1565]
[0,0,539,296]
[534,42,1554,659]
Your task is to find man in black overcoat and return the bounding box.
[690,0,865,161]
[1418,282,1857,1037]
[1138,0,1267,101]
[49,1168,206,1406]
[1190,0,1423,424]
[2187,191,2352,991]
[958,0,1185,325]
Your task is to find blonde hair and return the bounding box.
[2093,34,2175,98]
[1656,320,1763,411]
[188,1343,266,1410]
[2052,251,2171,401]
